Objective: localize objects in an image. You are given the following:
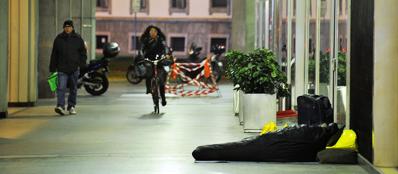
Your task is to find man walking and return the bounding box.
[49,19,87,115]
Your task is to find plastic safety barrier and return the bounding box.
[166,58,218,96]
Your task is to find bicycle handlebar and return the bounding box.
[144,55,168,66]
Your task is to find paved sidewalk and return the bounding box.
[0,82,368,174]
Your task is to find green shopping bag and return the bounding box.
[47,72,58,92]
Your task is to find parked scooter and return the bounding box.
[187,43,204,63]
[209,44,226,82]
[78,42,120,95]
[126,54,145,84]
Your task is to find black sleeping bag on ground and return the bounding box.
[192,123,339,162]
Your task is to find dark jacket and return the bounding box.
[49,31,87,73]
[140,37,167,60]
[139,26,168,60]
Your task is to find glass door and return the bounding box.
[276,0,349,123]
[334,0,349,125]
[311,0,349,124]
[316,0,332,99]
[307,0,317,95]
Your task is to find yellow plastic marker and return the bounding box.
[260,121,277,135]
[327,129,358,151]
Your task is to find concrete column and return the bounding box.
[8,0,38,106]
[38,0,96,98]
[373,0,398,168]
[231,0,246,51]
[294,0,307,106]
[245,0,255,51]
[350,0,374,162]
[0,0,9,118]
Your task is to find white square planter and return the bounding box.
[238,90,244,125]
[233,89,239,116]
[243,93,276,133]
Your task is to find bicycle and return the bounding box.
[144,55,169,114]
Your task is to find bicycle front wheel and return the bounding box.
[151,77,160,114]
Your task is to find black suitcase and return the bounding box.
[297,94,333,125]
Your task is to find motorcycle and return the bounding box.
[78,42,120,96]
[209,44,226,82]
[181,43,225,82]
[126,47,174,84]
[126,54,145,84]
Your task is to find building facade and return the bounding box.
[96,0,232,58]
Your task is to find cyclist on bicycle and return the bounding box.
[139,25,170,106]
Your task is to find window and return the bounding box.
[170,37,186,52]
[170,0,189,14]
[293,37,296,54]
[285,0,288,18]
[211,0,227,8]
[171,0,186,9]
[339,0,343,15]
[97,0,111,12]
[210,38,227,52]
[130,35,141,51]
[293,0,296,17]
[97,0,108,8]
[209,0,230,15]
[321,0,327,17]
[96,35,109,50]
[339,37,343,51]
[140,0,146,9]
[131,0,149,14]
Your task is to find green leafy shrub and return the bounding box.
[225,49,289,97]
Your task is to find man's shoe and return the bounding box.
[161,100,167,106]
[68,106,77,115]
[55,106,66,116]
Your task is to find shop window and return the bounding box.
[170,37,186,52]
[96,35,109,50]
[210,37,227,52]
[131,35,141,51]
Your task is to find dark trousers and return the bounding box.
[57,71,79,109]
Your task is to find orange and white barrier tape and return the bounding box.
[166,58,218,96]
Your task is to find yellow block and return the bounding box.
[327,129,357,151]
[260,121,277,135]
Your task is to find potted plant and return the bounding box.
[226,49,289,132]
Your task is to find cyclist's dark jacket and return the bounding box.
[140,26,168,60]
[140,37,168,60]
